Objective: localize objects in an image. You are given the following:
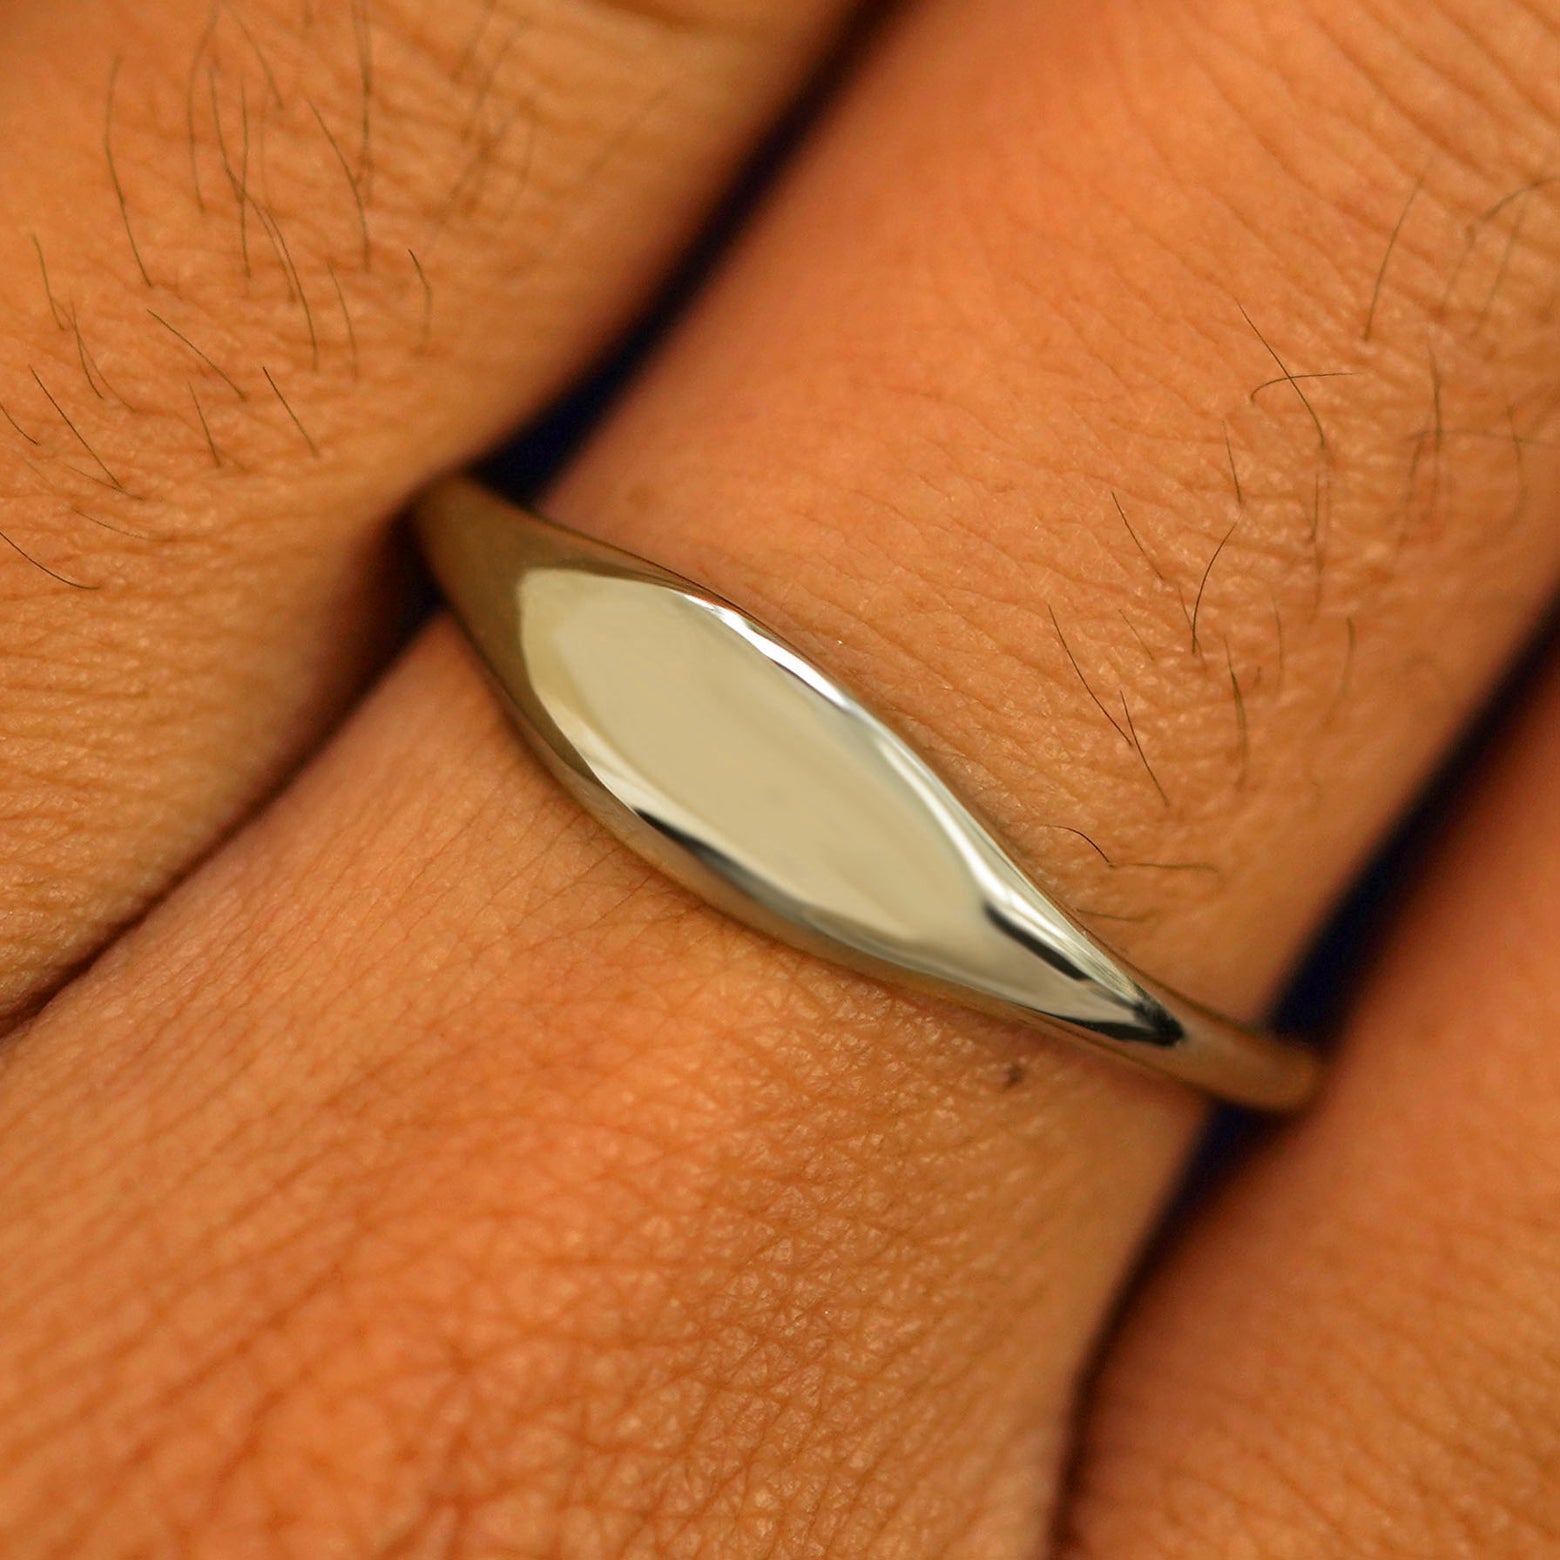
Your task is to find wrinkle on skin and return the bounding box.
[0,630,1167,1556]
[1061,653,1560,1560]
[0,0,1557,1553]
[556,0,1560,1003]
[0,0,855,1024]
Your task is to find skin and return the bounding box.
[0,0,854,1019]
[0,0,1556,1554]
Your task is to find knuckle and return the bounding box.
[0,951,1059,1557]
[5,0,778,524]
[738,0,1560,955]
[0,0,834,1009]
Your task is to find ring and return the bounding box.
[415,479,1320,1112]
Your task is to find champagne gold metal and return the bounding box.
[417,480,1319,1111]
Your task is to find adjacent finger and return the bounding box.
[1060,644,1560,1559]
[2,0,1559,1551]
[0,0,854,1022]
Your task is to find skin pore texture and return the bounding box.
[0,0,1557,1555]
[1062,652,1560,1556]
[0,0,854,1021]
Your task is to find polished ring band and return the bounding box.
[416,480,1320,1112]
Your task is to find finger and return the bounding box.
[1060,646,1560,1559]
[0,0,854,1022]
[3,0,1560,1552]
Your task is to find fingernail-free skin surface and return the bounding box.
[1065,652,1560,1560]
[0,0,853,1022]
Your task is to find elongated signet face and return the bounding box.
[515,563,1173,1043]
[417,481,1321,1111]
